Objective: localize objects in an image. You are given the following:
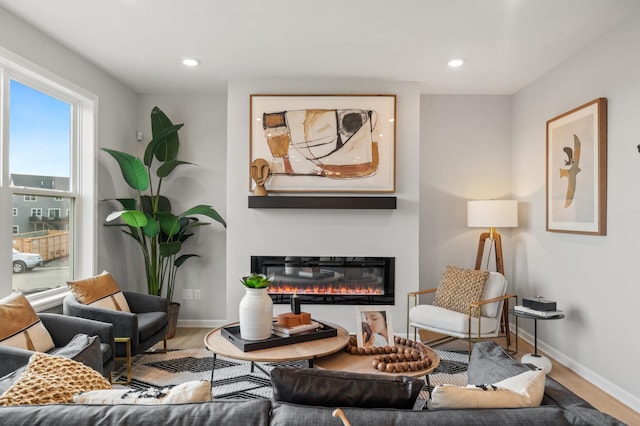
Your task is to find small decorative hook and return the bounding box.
[637,144,640,153]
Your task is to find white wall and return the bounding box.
[0,8,139,285]
[420,95,513,286]
[136,94,228,324]
[511,11,640,411]
[226,79,421,334]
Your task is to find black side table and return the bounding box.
[510,309,565,373]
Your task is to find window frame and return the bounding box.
[0,47,97,311]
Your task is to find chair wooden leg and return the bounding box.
[163,335,168,353]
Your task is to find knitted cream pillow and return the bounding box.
[0,352,112,406]
[0,292,54,352]
[67,271,130,312]
[433,266,490,317]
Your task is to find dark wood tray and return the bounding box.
[221,321,338,352]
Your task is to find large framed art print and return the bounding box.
[546,98,607,235]
[250,94,396,193]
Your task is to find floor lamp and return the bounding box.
[467,200,518,275]
[467,199,518,348]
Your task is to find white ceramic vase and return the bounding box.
[239,287,273,340]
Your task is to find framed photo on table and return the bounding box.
[355,306,394,349]
[250,94,396,193]
[546,98,607,235]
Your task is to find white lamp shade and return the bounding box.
[467,200,518,228]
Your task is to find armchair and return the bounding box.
[63,290,168,383]
[0,313,114,378]
[407,267,517,356]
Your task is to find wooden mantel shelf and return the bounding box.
[248,196,397,209]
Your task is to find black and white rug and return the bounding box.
[113,348,468,400]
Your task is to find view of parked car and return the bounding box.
[12,248,43,273]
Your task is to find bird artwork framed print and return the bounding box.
[546,98,607,235]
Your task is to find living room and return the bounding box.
[0,0,639,421]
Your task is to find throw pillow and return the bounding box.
[271,367,423,409]
[67,271,131,312]
[433,266,490,317]
[0,352,112,406]
[427,369,545,410]
[73,380,212,404]
[0,292,55,352]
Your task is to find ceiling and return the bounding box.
[2,0,639,95]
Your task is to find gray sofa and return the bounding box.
[0,342,624,425]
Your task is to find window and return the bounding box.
[1,48,97,308]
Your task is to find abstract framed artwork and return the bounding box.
[354,306,394,349]
[250,94,396,193]
[546,98,607,235]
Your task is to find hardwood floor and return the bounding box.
[154,328,639,424]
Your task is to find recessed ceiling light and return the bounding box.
[182,58,200,67]
[448,59,464,68]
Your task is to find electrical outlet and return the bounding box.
[194,289,201,300]
[182,289,193,300]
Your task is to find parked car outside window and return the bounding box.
[12,248,43,273]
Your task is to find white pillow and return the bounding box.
[428,369,545,410]
[74,380,212,405]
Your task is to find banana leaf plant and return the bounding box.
[103,106,226,304]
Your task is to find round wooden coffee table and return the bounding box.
[314,343,440,378]
[204,320,350,383]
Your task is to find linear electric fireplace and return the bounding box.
[251,256,394,305]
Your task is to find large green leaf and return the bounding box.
[179,205,227,228]
[102,148,149,191]
[106,210,148,228]
[159,241,181,257]
[157,211,180,237]
[141,195,172,215]
[175,254,200,268]
[149,107,182,162]
[157,160,192,178]
[142,214,160,238]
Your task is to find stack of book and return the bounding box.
[514,305,563,318]
[272,319,323,337]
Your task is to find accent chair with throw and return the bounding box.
[63,271,168,383]
[407,265,517,355]
[0,292,114,379]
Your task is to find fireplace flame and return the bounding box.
[268,283,383,296]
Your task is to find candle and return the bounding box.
[290,293,301,314]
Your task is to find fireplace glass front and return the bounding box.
[251,256,394,305]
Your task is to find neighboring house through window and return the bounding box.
[1,47,97,308]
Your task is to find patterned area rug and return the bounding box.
[113,348,468,400]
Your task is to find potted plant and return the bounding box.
[103,106,226,338]
[238,273,274,340]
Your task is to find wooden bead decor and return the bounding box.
[344,335,434,373]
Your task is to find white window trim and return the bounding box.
[0,47,97,311]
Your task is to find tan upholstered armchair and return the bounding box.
[407,267,518,356]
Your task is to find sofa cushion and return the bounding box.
[467,341,531,384]
[0,292,54,353]
[428,369,545,409]
[67,271,131,313]
[433,266,489,317]
[480,272,507,317]
[0,352,111,406]
[48,333,102,374]
[74,380,212,404]
[271,368,423,409]
[409,304,499,335]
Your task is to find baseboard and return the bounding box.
[514,326,640,413]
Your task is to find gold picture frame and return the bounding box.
[546,98,607,235]
[250,94,396,193]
